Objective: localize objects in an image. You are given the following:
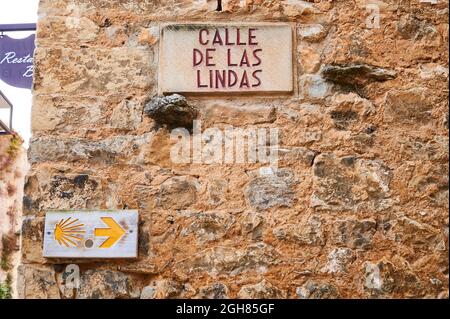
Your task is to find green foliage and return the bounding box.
[0,275,12,299]
[6,135,22,158]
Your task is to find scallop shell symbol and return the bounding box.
[54,217,85,247]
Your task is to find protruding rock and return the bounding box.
[321,64,396,87]
[144,94,198,128]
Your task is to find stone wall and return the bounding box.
[19,0,448,298]
[0,135,26,299]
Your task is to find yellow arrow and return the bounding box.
[94,217,126,248]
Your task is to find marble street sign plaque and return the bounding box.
[159,23,294,94]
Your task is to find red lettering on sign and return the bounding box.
[197,70,208,88]
[227,49,237,67]
[249,28,258,45]
[193,49,203,66]
[252,70,262,87]
[206,49,216,66]
[199,29,209,45]
[252,49,262,66]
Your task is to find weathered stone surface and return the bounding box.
[329,93,374,130]
[144,94,198,128]
[311,154,393,212]
[29,134,152,164]
[33,47,153,95]
[110,99,143,130]
[185,242,279,276]
[297,281,340,299]
[363,260,421,298]
[140,286,155,299]
[155,176,199,210]
[21,217,45,264]
[245,169,295,211]
[203,103,276,127]
[17,265,60,299]
[382,216,444,251]
[331,218,377,250]
[397,15,438,40]
[240,211,265,241]
[142,279,183,299]
[237,280,286,299]
[321,248,355,274]
[195,283,229,299]
[77,270,137,299]
[321,64,396,87]
[273,215,325,246]
[180,211,234,243]
[299,74,332,102]
[383,88,433,124]
[298,24,327,42]
[23,171,107,216]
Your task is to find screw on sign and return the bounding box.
[43,210,138,258]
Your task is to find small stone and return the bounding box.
[140,286,156,299]
[145,280,183,299]
[196,283,229,299]
[244,168,294,211]
[297,281,340,299]
[180,211,234,243]
[321,248,355,274]
[363,260,397,296]
[17,265,60,299]
[156,176,199,210]
[299,47,322,73]
[186,242,279,276]
[298,24,327,42]
[77,270,134,299]
[144,94,198,128]
[329,93,375,130]
[397,15,438,40]
[311,154,393,212]
[331,218,377,250]
[299,74,332,102]
[237,279,286,299]
[383,88,432,124]
[110,99,142,130]
[273,215,325,246]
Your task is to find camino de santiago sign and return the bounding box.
[0,34,35,89]
[43,210,139,258]
[159,23,293,94]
